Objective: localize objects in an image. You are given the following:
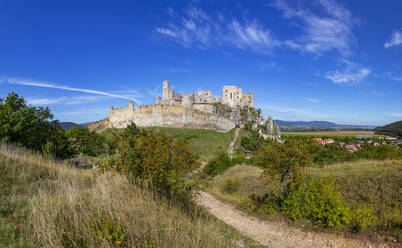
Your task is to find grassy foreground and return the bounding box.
[205,160,402,242]
[102,127,236,161]
[0,144,261,248]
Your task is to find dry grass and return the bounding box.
[206,165,275,208]
[0,144,262,248]
[282,130,377,136]
[207,161,402,241]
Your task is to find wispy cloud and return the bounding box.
[156,0,357,57]
[385,112,402,117]
[26,95,104,106]
[147,84,162,98]
[306,98,321,103]
[326,60,370,84]
[155,6,280,53]
[274,0,357,55]
[386,72,402,81]
[7,78,142,103]
[384,30,402,48]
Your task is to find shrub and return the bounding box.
[282,176,351,228]
[203,152,232,176]
[100,123,198,197]
[221,178,240,194]
[66,126,106,156]
[88,214,127,246]
[349,206,376,232]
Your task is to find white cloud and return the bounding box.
[325,60,370,84]
[384,30,402,48]
[147,84,162,98]
[386,72,402,81]
[274,0,357,55]
[156,1,357,56]
[155,7,280,53]
[7,78,142,103]
[26,95,104,106]
[385,112,402,117]
[326,68,370,84]
[306,98,320,103]
[260,105,328,119]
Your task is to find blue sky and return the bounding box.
[0,0,401,125]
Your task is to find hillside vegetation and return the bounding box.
[0,144,261,248]
[374,120,402,138]
[101,126,235,161]
[205,160,402,242]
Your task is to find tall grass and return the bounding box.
[0,143,261,248]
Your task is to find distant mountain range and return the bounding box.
[273,120,376,131]
[60,120,377,131]
[58,122,87,130]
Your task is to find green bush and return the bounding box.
[0,92,73,159]
[221,178,240,194]
[100,123,198,197]
[66,126,106,156]
[88,214,127,246]
[282,177,351,228]
[203,152,233,176]
[349,206,376,232]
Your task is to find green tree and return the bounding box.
[66,126,106,156]
[0,92,72,159]
[255,141,311,195]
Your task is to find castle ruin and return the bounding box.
[88,80,278,139]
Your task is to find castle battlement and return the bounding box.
[87,80,267,134]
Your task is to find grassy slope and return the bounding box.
[0,144,262,248]
[101,127,236,161]
[205,160,402,241]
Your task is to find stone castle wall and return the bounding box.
[88,103,236,133]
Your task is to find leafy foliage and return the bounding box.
[66,126,106,156]
[100,123,198,196]
[254,140,311,194]
[203,153,233,177]
[0,92,72,159]
[282,177,351,228]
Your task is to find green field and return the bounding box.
[102,127,236,161]
[282,130,377,136]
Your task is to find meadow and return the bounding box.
[204,160,402,242]
[0,144,262,248]
[101,127,236,161]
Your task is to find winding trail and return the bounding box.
[194,128,392,248]
[195,191,389,248]
[227,128,240,159]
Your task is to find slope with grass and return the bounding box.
[0,144,262,248]
[204,160,401,244]
[101,127,236,161]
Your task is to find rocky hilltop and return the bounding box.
[87,80,280,139]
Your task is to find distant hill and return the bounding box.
[58,122,87,130]
[374,120,402,138]
[274,120,376,131]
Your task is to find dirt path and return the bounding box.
[228,128,240,159]
[195,191,390,248]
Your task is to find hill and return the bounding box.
[0,144,260,248]
[274,120,376,131]
[374,120,402,138]
[58,121,87,130]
